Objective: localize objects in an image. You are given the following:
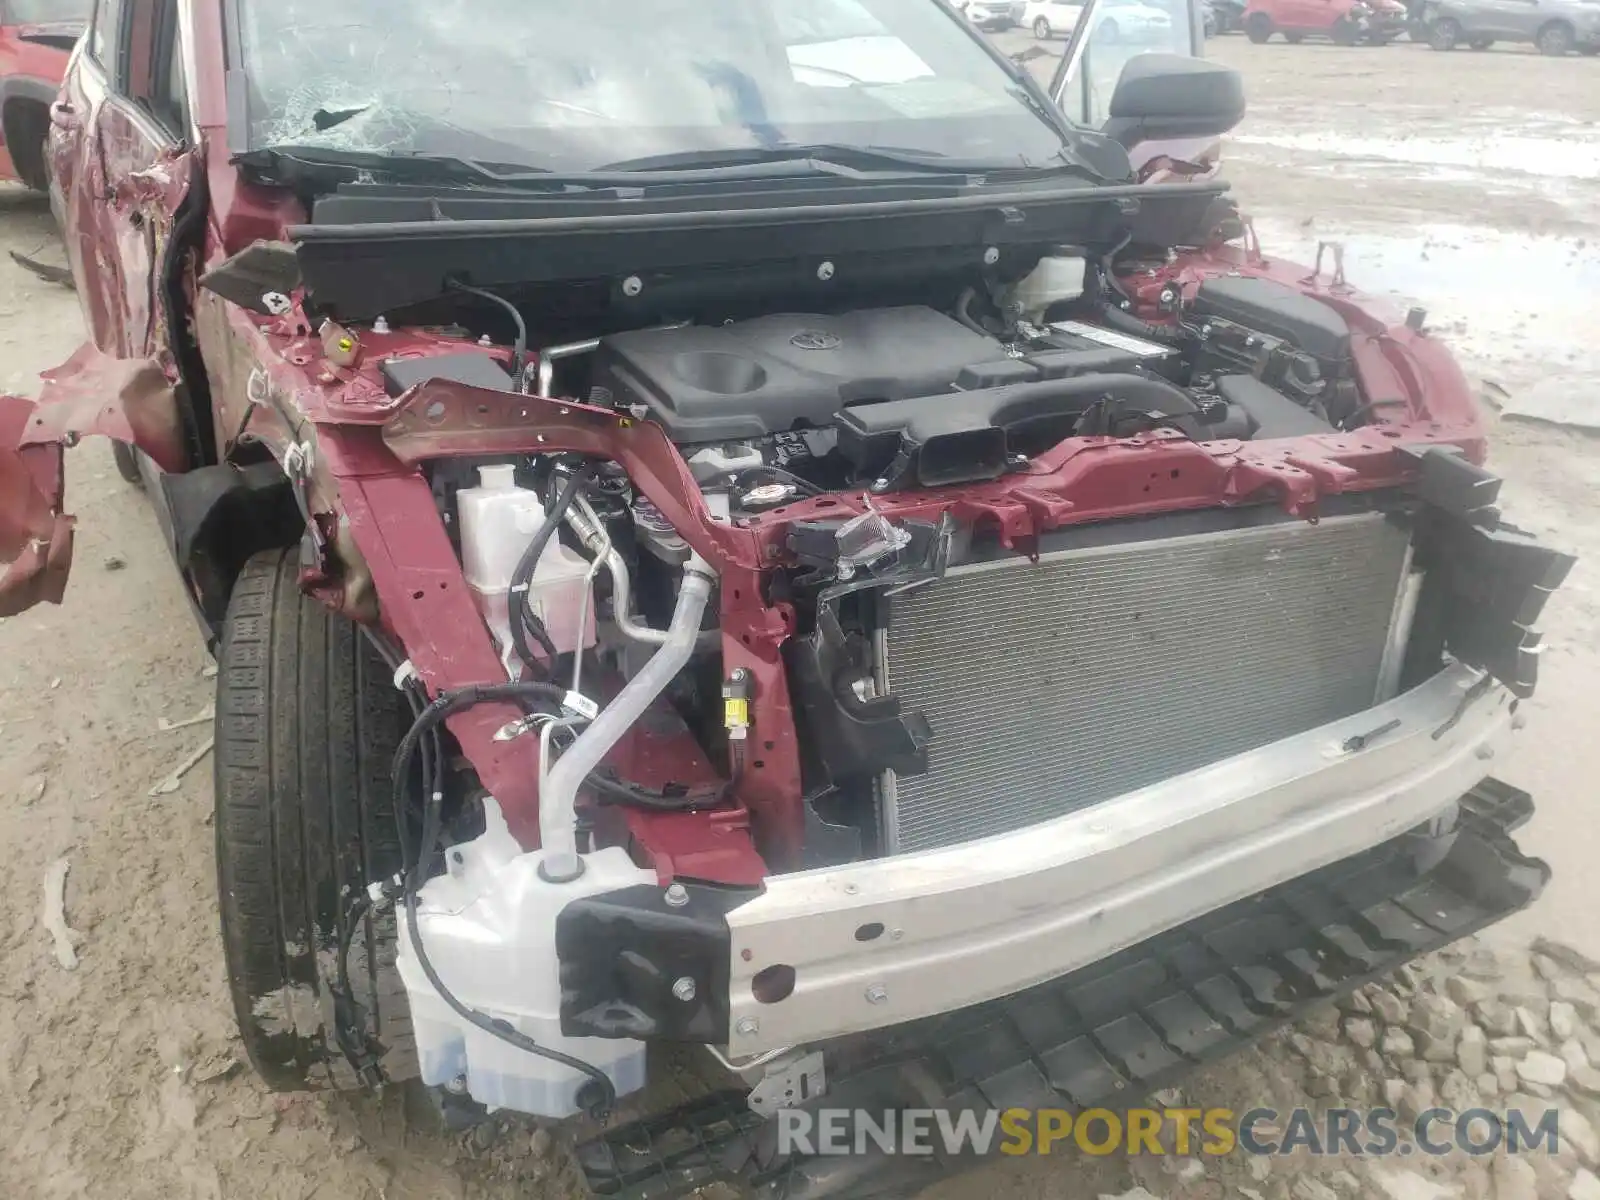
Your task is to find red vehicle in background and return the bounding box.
[0,0,84,189]
[1244,0,1408,42]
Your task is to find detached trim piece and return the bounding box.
[725,662,1515,1054]
[578,780,1545,1200]
[1404,445,1577,697]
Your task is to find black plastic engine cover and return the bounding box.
[1192,276,1352,367]
[593,307,1002,442]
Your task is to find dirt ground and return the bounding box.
[2,34,1598,1200]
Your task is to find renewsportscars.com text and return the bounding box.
[776,1106,1563,1159]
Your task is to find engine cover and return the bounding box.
[593,307,1004,442]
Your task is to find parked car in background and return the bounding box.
[0,0,85,190]
[1422,0,1600,54]
[1024,0,1088,34]
[956,0,1026,29]
[1209,0,1248,29]
[1093,0,1178,40]
[1245,0,1407,43]
[1027,0,1088,35]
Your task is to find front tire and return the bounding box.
[216,548,417,1092]
[111,441,144,487]
[1246,11,1275,41]
[1429,16,1461,48]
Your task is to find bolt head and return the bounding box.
[446,1074,470,1095]
[870,478,890,493]
[672,977,698,1002]
[664,883,690,908]
[817,261,835,281]
[983,246,1000,266]
[736,1017,760,1036]
[865,985,888,1005]
[622,275,644,297]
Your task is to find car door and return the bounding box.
[47,0,117,343]
[1474,0,1530,35]
[1504,0,1543,36]
[49,0,192,363]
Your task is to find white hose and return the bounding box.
[538,553,718,882]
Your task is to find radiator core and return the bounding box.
[876,512,1414,854]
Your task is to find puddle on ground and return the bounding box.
[1247,219,1600,393]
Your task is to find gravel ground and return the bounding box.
[2,33,1598,1200]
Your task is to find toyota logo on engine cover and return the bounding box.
[790,330,841,350]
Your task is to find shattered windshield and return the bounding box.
[234,0,1078,173]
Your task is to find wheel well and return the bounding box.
[1,98,51,191]
[160,461,306,641]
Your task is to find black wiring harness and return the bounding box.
[508,465,595,677]
[390,679,620,1118]
[329,464,735,1114]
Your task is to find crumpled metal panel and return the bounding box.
[879,512,1413,854]
[0,394,73,616]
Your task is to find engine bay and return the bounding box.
[388,259,1364,530]
[382,253,1389,880]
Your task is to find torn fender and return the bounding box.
[1,344,185,615]
[17,343,187,472]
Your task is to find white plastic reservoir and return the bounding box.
[396,800,656,1117]
[1012,252,1087,323]
[456,464,596,672]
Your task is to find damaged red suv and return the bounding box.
[1,0,1571,1195]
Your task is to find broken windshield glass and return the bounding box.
[235,0,1081,174]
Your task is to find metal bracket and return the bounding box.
[747,1051,826,1117]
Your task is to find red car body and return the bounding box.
[0,4,82,189]
[3,0,1486,852]
[1244,0,1409,42]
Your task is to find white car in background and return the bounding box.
[953,0,1026,30]
[1025,0,1087,37]
[1091,0,1177,41]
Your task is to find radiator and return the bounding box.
[876,512,1415,855]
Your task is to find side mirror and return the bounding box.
[1100,54,1246,149]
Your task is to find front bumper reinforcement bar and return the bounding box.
[577,779,1547,1200]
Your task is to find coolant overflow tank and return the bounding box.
[395,801,655,1118]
